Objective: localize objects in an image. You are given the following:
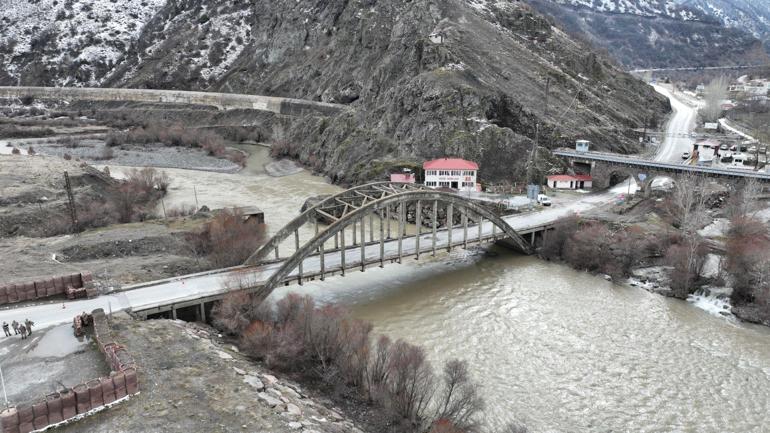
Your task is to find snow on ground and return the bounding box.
[0,0,166,85]
[698,218,730,238]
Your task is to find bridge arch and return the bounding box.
[246,188,531,302]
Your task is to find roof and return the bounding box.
[547,174,592,182]
[423,158,479,170]
[390,173,415,183]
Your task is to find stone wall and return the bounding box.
[0,309,138,433]
[0,87,345,117]
[0,272,95,306]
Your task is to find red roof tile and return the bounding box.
[423,158,479,170]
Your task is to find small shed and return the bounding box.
[575,140,590,152]
[547,174,593,190]
[234,206,265,226]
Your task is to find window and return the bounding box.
[439,181,450,187]
[464,170,475,176]
[425,181,436,187]
[438,170,450,176]
[451,170,462,176]
[462,182,475,187]
[426,170,436,176]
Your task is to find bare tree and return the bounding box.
[385,340,436,424]
[669,173,708,236]
[432,359,485,432]
[701,75,728,122]
[728,177,763,219]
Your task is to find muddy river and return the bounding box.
[115,145,770,432]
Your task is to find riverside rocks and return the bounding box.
[57,317,364,433]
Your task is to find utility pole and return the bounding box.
[527,77,550,200]
[63,171,79,233]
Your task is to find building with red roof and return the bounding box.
[546,174,592,190]
[423,158,479,192]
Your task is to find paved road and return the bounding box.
[653,85,698,163]
[0,184,633,330]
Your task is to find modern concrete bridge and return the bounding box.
[555,149,770,192]
[0,86,346,116]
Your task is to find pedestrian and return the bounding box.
[25,319,33,336]
[19,324,27,340]
[2,322,9,337]
[11,320,18,335]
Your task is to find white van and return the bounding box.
[537,194,552,206]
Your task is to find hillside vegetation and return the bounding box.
[0,0,669,184]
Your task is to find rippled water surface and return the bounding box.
[274,249,770,432]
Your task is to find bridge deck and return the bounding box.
[0,206,576,328]
[555,150,770,181]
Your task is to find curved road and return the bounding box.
[652,84,698,163]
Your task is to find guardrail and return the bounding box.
[554,150,770,181]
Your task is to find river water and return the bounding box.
[274,246,770,433]
[113,144,770,432]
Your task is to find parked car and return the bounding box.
[536,194,552,206]
[749,145,757,153]
[730,144,737,151]
[682,151,691,160]
[720,144,728,151]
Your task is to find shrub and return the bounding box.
[726,217,770,304]
[184,208,265,268]
[665,238,708,298]
[27,147,35,155]
[10,147,20,155]
[63,153,72,160]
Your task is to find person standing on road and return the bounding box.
[24,319,33,335]
[19,324,27,340]
[11,320,19,335]
[2,322,10,337]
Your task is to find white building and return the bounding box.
[575,140,590,152]
[423,158,479,192]
[547,174,593,190]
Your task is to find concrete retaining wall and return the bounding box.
[0,272,95,306]
[0,87,346,117]
[0,309,138,433]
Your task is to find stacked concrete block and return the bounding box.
[31,402,48,430]
[60,390,76,419]
[45,393,63,424]
[74,384,91,414]
[0,272,96,306]
[101,377,116,404]
[16,405,32,433]
[0,408,19,433]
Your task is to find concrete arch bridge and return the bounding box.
[241,182,533,302]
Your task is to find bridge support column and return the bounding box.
[530,231,535,245]
[432,200,438,256]
[334,232,339,250]
[340,227,346,276]
[171,308,177,320]
[315,220,320,252]
[360,216,366,271]
[379,212,385,268]
[199,303,206,323]
[274,246,279,260]
[415,200,422,259]
[492,223,497,240]
[447,204,453,252]
[463,212,468,249]
[320,241,325,280]
[295,230,303,285]
[386,206,392,239]
[352,221,357,246]
[398,203,404,263]
[478,216,483,244]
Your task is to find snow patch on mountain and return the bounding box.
[0,0,165,85]
[550,0,699,20]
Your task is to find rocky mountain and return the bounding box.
[0,0,669,185]
[529,0,770,68]
[678,0,770,46]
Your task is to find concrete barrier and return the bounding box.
[0,86,346,117]
[0,309,141,433]
[0,272,95,306]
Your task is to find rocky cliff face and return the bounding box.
[1,0,669,185]
[529,0,770,69]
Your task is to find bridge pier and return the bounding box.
[379,212,385,268]
[320,241,326,280]
[295,230,303,285]
[447,204,453,252]
[360,217,366,271]
[340,227,346,276]
[415,200,422,259]
[398,204,404,263]
[432,200,438,256]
